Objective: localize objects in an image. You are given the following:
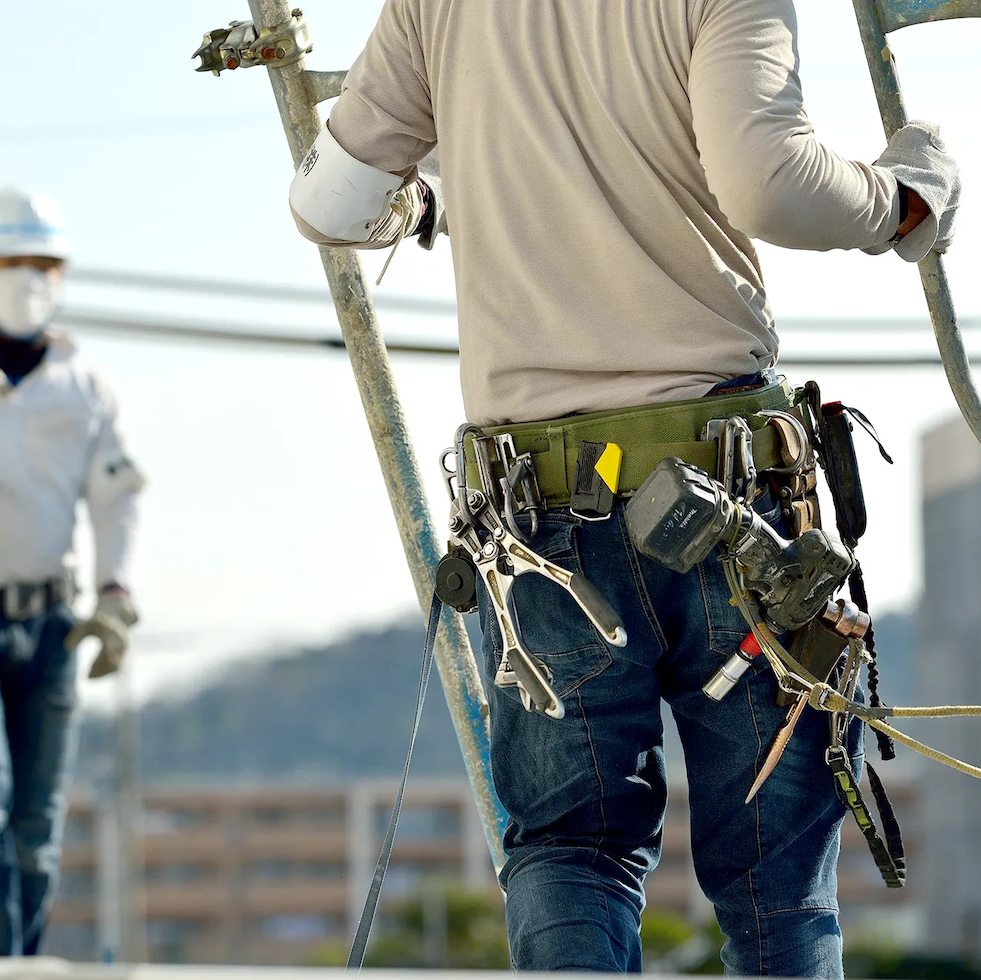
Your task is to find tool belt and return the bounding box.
[464,377,795,508]
[0,575,75,621]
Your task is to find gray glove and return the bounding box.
[867,120,960,262]
[66,589,138,679]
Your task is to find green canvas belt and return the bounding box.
[465,378,795,508]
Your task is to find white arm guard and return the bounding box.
[290,126,405,244]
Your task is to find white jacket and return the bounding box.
[0,332,142,590]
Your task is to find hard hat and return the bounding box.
[0,187,68,260]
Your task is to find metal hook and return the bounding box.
[758,409,809,474]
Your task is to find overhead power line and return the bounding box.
[58,309,459,356]
[58,308,974,366]
[69,267,456,318]
[67,266,980,333]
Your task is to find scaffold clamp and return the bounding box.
[193,9,312,75]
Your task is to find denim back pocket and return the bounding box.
[480,513,614,701]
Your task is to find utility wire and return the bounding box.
[59,308,973,366]
[58,309,458,356]
[67,267,980,332]
[69,267,456,318]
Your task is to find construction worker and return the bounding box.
[287,1,960,975]
[0,186,144,955]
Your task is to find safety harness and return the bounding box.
[454,376,981,889]
[349,376,981,968]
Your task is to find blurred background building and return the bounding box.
[45,776,920,967]
[917,416,981,964]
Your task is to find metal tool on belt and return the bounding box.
[436,425,627,719]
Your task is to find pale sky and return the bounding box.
[3,2,980,712]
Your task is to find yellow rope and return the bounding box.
[719,560,981,781]
[866,718,981,780]
[886,705,981,718]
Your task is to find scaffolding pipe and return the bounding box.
[243,0,507,871]
[852,0,981,443]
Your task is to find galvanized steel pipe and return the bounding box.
[245,0,507,871]
[853,0,981,444]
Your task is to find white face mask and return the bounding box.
[0,266,63,340]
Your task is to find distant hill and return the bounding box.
[75,618,475,787]
[75,610,914,788]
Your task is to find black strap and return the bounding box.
[866,762,905,875]
[848,565,896,761]
[827,747,906,888]
[346,590,442,971]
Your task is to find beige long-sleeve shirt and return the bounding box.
[329,0,900,426]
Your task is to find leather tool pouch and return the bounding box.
[799,380,888,550]
[817,401,867,548]
[775,619,850,707]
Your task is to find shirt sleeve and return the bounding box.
[328,0,436,176]
[81,378,144,593]
[689,0,900,251]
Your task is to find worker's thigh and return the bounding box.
[2,606,79,874]
[654,491,862,978]
[477,508,675,874]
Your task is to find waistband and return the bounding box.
[0,576,75,622]
[465,377,795,507]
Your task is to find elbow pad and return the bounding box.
[290,126,404,244]
[87,451,146,505]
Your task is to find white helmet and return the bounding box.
[0,187,68,260]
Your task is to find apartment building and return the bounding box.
[45,773,920,966]
[917,414,981,962]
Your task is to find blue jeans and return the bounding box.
[477,489,863,976]
[0,604,79,956]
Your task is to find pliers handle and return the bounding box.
[455,488,627,719]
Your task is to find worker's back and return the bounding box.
[331,0,894,424]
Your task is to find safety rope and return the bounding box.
[722,559,981,780]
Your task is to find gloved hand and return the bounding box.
[65,588,139,679]
[866,120,960,262]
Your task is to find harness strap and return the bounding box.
[346,590,440,971]
[827,748,906,888]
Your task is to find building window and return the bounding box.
[62,812,94,846]
[248,858,294,880]
[303,859,345,880]
[146,918,210,964]
[44,921,97,959]
[253,913,342,941]
[248,857,345,881]
[144,862,214,884]
[146,917,209,945]
[297,805,345,827]
[384,861,458,896]
[58,866,96,900]
[251,806,292,826]
[143,807,211,833]
[375,805,460,841]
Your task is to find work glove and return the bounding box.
[66,587,138,679]
[865,120,960,262]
